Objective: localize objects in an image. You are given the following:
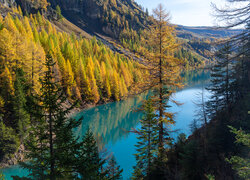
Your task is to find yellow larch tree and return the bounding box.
[111,70,120,101]
[86,56,100,103]
[140,4,183,156]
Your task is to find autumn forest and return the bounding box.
[0,0,249,180]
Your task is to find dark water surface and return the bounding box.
[1,70,211,179]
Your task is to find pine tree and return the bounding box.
[132,99,158,179]
[74,128,107,180]
[213,0,250,98]
[0,119,20,162]
[18,53,81,179]
[56,5,63,20]
[206,44,232,118]
[106,156,123,180]
[13,68,30,137]
[226,126,250,179]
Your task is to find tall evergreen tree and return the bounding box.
[18,53,81,179]
[56,5,63,20]
[213,0,250,97]
[13,68,30,138]
[132,99,158,179]
[206,44,232,118]
[0,119,20,162]
[74,128,107,180]
[106,156,123,180]
[226,126,250,179]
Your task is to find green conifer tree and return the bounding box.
[207,44,232,118]
[74,128,107,180]
[132,99,158,179]
[106,156,123,180]
[0,119,20,162]
[18,53,81,180]
[13,68,30,138]
[226,126,250,179]
[56,5,63,20]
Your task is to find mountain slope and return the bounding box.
[4,0,241,69]
[0,1,144,107]
[48,0,150,38]
[45,0,242,68]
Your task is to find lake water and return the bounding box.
[1,70,211,180]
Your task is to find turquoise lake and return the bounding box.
[1,70,211,180]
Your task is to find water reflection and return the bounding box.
[1,69,211,179]
[182,69,210,88]
[74,93,147,145]
[74,69,211,144]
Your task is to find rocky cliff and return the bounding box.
[47,0,148,38]
[49,0,103,34]
[0,0,15,7]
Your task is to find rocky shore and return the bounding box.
[0,144,25,169]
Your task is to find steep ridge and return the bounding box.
[1,0,242,68]
[45,0,243,68]
[48,0,149,38]
[46,0,149,63]
[3,0,242,68]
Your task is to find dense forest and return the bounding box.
[46,0,222,69]
[0,0,143,173]
[0,0,249,179]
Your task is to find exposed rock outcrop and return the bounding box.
[0,0,15,7]
[0,144,25,168]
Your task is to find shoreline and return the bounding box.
[0,68,211,170]
[0,99,116,169]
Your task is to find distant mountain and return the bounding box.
[176,25,242,39]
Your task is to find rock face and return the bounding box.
[48,0,103,34]
[0,0,15,7]
[50,0,99,15]
[15,0,45,14]
[0,144,25,168]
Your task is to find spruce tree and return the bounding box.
[226,126,250,179]
[56,5,63,20]
[106,156,123,180]
[18,53,81,179]
[206,44,232,118]
[213,0,250,98]
[0,119,20,162]
[13,68,30,138]
[132,99,158,179]
[74,128,107,180]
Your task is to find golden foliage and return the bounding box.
[0,12,143,103]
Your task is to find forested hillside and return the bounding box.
[43,0,241,69]
[0,1,144,166]
[0,0,248,179]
